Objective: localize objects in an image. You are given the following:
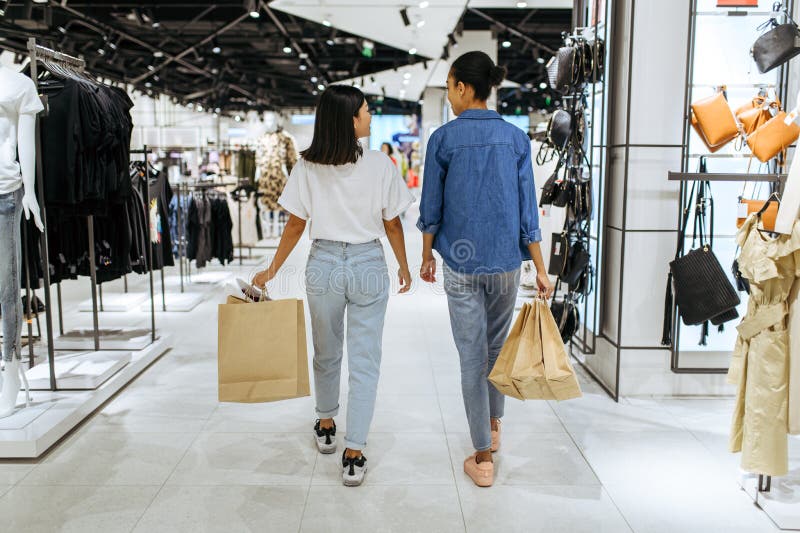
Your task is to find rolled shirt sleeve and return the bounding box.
[518,140,542,246]
[382,157,416,220]
[277,160,309,220]
[416,130,448,235]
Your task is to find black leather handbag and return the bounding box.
[556,45,582,92]
[662,158,740,345]
[561,240,590,287]
[548,232,569,276]
[551,294,580,343]
[540,156,566,206]
[752,18,800,73]
[590,38,606,82]
[547,109,572,150]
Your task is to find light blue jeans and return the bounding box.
[305,239,390,450]
[0,188,23,363]
[443,263,520,451]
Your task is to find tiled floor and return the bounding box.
[0,224,792,532]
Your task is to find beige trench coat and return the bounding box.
[728,215,799,477]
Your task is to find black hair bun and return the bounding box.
[489,65,507,86]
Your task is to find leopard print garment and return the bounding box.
[256,130,298,210]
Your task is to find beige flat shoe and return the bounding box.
[491,420,501,452]
[463,454,494,487]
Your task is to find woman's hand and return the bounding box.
[420,254,437,283]
[398,267,412,294]
[252,267,275,288]
[537,271,554,299]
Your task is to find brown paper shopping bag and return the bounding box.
[217,296,310,403]
[537,299,582,401]
[489,303,532,400]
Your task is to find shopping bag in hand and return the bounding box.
[489,299,582,401]
[217,296,310,403]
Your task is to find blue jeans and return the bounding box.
[305,239,390,450]
[0,188,23,363]
[443,263,520,451]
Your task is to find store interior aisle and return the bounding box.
[0,220,786,533]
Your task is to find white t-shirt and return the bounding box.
[0,67,44,194]
[279,150,415,243]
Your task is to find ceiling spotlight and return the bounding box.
[502,39,511,48]
[400,8,410,26]
[539,82,547,89]
[312,90,318,96]
[311,76,318,82]
[409,48,417,55]
[448,33,457,46]
[418,99,424,105]
[97,47,106,56]
[516,1,528,7]
[147,65,155,71]
[212,39,221,54]
[317,83,325,90]
[403,72,411,79]
[153,50,164,58]
[235,115,242,122]
[215,107,221,113]
[153,75,160,81]
[501,101,508,108]
[145,82,152,88]
[322,19,331,27]
[248,0,260,18]
[417,20,426,28]
[326,39,335,46]
[283,40,293,54]
[152,21,161,29]
[419,1,430,7]
[537,56,545,64]
[57,25,67,34]
[403,79,409,85]
[299,62,308,71]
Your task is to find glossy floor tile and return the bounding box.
[0,227,787,531]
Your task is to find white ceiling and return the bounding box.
[270,0,572,63]
[270,0,550,101]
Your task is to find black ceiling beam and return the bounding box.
[259,0,328,84]
[131,11,250,84]
[467,8,557,56]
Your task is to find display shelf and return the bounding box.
[139,292,205,312]
[740,466,800,531]
[25,351,132,390]
[0,336,170,458]
[54,328,156,351]
[78,292,148,312]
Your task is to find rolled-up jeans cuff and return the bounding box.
[316,405,339,419]
[344,437,366,451]
[475,444,492,452]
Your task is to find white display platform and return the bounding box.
[140,292,205,312]
[0,336,170,458]
[54,328,154,351]
[26,351,132,390]
[741,471,800,530]
[190,271,234,284]
[78,292,148,312]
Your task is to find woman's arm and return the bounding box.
[527,241,553,298]
[383,217,412,293]
[252,214,306,287]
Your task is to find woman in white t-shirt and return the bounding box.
[253,86,414,487]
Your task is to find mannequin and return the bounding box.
[256,112,298,238]
[0,65,44,418]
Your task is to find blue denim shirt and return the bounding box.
[416,109,542,274]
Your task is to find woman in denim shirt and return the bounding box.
[418,51,553,487]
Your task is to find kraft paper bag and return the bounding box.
[490,299,582,401]
[217,295,311,403]
[489,303,532,400]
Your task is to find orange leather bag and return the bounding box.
[746,110,800,162]
[691,91,739,150]
[736,199,778,230]
[735,96,775,136]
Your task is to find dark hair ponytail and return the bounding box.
[302,85,365,166]
[450,51,506,101]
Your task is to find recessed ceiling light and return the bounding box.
[537,57,545,64]
[144,82,152,88]
[318,84,325,90]
[299,63,308,71]
[419,1,429,8]
[322,19,332,27]
[153,50,164,58]
[403,72,411,79]
[326,39,335,46]
[235,115,242,122]
[502,40,511,48]
[403,79,409,85]
[539,82,547,89]
[516,1,528,7]
[417,20,426,28]
[311,76,318,82]
[283,44,292,54]
[409,48,417,55]
[250,11,260,18]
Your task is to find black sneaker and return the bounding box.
[342,452,367,487]
[314,420,337,454]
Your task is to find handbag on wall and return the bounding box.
[547,109,573,150]
[752,15,800,73]
[556,45,582,92]
[548,232,569,276]
[746,110,800,162]
[662,158,741,346]
[691,90,739,150]
[736,198,779,229]
[735,96,775,136]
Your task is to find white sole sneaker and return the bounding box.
[314,420,337,454]
[342,453,367,487]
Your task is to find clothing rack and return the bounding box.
[27,38,159,391]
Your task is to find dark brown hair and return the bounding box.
[450,51,506,101]
[301,85,365,165]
